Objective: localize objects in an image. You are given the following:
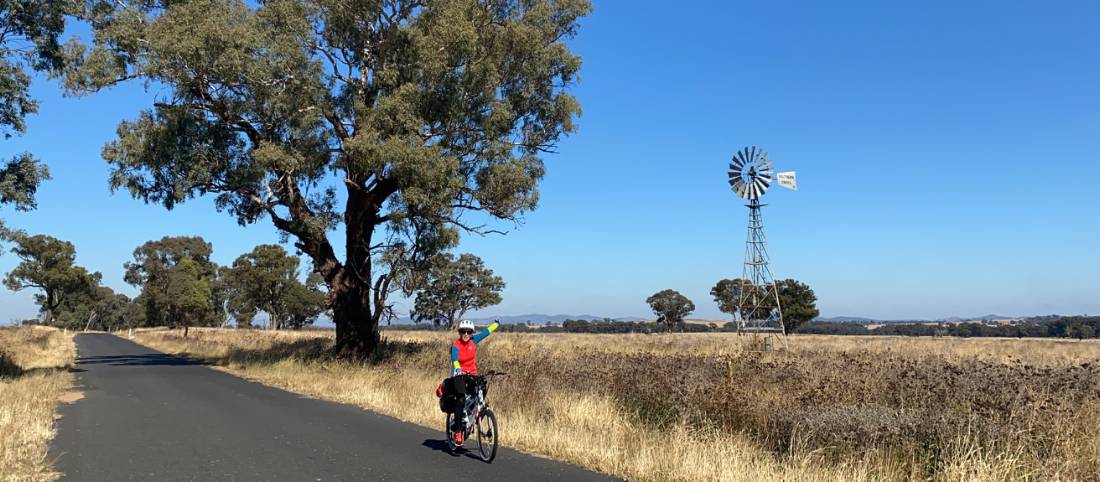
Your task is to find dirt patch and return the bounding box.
[58,391,84,404]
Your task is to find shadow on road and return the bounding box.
[76,354,196,366]
[422,439,463,457]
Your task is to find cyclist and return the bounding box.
[448,319,499,446]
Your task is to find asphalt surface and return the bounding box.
[50,333,618,481]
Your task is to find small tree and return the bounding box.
[163,257,213,337]
[125,236,225,328]
[282,273,327,329]
[411,253,503,329]
[710,277,772,321]
[646,289,694,332]
[123,295,147,328]
[710,278,751,316]
[223,245,326,329]
[223,244,298,330]
[712,278,819,334]
[56,285,130,331]
[775,279,819,333]
[3,233,98,324]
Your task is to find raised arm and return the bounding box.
[472,322,499,344]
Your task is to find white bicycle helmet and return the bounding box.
[457,320,475,332]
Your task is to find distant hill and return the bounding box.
[815,314,1023,324]
[815,316,878,323]
[935,314,1018,323]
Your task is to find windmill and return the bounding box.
[727,146,797,336]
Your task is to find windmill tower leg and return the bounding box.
[737,199,786,348]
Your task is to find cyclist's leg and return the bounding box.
[452,375,469,429]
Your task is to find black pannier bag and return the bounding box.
[438,377,459,413]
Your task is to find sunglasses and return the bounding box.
[459,329,474,335]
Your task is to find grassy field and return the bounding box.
[0,326,75,482]
[131,328,1100,481]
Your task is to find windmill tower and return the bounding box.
[727,147,797,336]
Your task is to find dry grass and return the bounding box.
[131,328,1100,482]
[0,326,75,482]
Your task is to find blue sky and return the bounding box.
[2,1,1098,323]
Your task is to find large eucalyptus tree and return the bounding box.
[65,0,589,357]
[0,0,72,224]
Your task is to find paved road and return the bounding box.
[50,333,617,481]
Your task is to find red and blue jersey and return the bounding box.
[451,322,498,376]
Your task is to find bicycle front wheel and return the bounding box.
[445,412,458,452]
[474,409,498,462]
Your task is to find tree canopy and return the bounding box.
[124,236,225,329]
[223,244,327,329]
[775,278,818,333]
[0,0,74,232]
[646,289,694,330]
[55,284,131,331]
[3,232,98,324]
[710,278,750,316]
[410,252,503,328]
[66,0,590,357]
[0,0,72,227]
[712,277,819,334]
[0,0,70,137]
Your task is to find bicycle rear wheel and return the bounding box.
[474,409,498,462]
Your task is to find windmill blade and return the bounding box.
[755,176,771,192]
[749,183,760,199]
[752,178,766,196]
[738,182,751,199]
[778,171,797,190]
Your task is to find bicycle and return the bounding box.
[445,370,506,462]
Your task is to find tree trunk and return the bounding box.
[330,273,380,359]
[285,180,394,359]
[44,289,57,325]
[184,324,189,337]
